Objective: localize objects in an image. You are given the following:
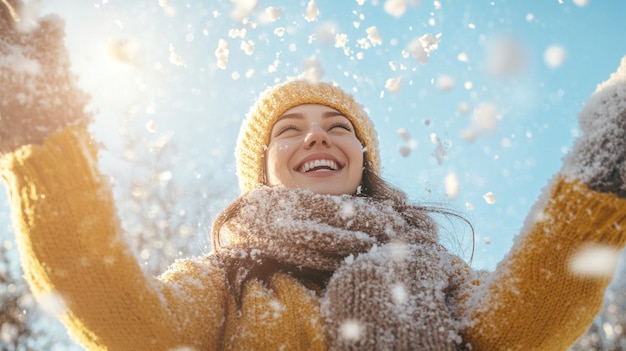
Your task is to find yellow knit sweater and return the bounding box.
[2,126,626,350]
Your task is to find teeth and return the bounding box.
[300,159,339,172]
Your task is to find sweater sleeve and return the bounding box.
[461,175,626,351]
[0,126,227,351]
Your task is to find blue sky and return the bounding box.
[4,0,626,271]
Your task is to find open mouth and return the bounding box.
[298,159,341,173]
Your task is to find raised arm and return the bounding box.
[0,2,226,350]
[461,56,626,350]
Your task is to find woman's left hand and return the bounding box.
[563,55,626,198]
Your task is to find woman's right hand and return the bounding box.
[0,0,92,154]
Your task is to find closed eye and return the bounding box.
[329,122,353,133]
[274,124,301,137]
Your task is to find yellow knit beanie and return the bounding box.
[235,79,380,194]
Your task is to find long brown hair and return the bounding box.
[211,155,474,304]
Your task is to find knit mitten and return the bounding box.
[0,0,91,154]
[562,56,626,198]
[321,243,461,351]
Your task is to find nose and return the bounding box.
[303,124,331,149]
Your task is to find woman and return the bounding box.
[2,1,626,350]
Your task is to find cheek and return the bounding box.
[266,142,292,183]
[347,139,365,165]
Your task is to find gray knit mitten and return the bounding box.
[0,0,91,154]
[562,56,626,198]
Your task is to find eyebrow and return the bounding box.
[276,110,347,122]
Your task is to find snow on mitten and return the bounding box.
[562,56,626,198]
[0,0,92,154]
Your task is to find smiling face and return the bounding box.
[265,104,364,195]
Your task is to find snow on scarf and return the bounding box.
[215,186,464,350]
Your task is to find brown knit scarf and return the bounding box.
[214,186,465,350]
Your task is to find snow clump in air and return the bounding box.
[168,44,185,66]
[240,40,255,55]
[262,6,282,22]
[274,27,285,37]
[483,192,496,204]
[457,52,469,63]
[396,128,417,157]
[316,21,339,44]
[365,26,383,47]
[461,103,502,142]
[445,172,460,199]
[230,0,257,22]
[106,37,141,65]
[384,0,419,18]
[397,128,410,141]
[485,35,527,77]
[215,39,230,69]
[570,244,621,277]
[38,291,69,317]
[304,0,320,22]
[544,45,567,69]
[335,33,351,56]
[437,74,455,91]
[406,33,442,64]
[385,76,403,93]
[430,133,447,164]
[300,57,324,83]
[228,28,246,39]
[339,319,364,342]
[391,283,408,304]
